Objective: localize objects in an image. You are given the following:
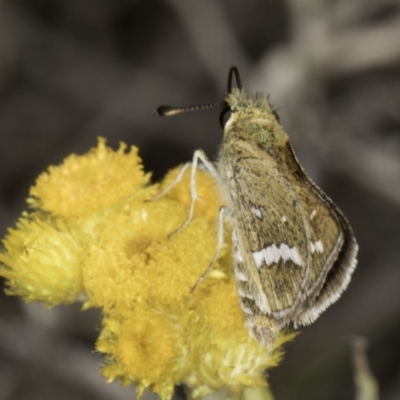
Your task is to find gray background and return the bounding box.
[0,1,400,399]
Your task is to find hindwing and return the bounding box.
[229,142,357,327]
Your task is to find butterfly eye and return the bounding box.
[219,106,232,128]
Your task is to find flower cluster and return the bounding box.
[0,138,294,400]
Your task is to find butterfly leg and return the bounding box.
[167,149,219,236]
[148,162,191,202]
[191,205,230,292]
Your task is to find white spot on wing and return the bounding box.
[252,287,270,313]
[234,268,248,282]
[310,240,324,254]
[281,215,287,223]
[237,286,253,300]
[252,244,303,268]
[250,206,262,219]
[310,210,317,219]
[239,301,254,315]
[234,250,244,263]
[225,168,233,179]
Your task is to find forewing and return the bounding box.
[231,155,311,318]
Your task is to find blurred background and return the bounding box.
[0,0,400,399]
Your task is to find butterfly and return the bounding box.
[155,67,358,347]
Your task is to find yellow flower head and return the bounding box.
[28,137,151,217]
[0,212,84,305]
[1,138,155,306]
[0,138,295,400]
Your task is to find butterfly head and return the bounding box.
[220,67,287,149]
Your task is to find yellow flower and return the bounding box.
[28,137,151,217]
[0,138,295,400]
[0,212,84,305]
[1,138,155,306]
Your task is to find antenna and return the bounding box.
[154,102,222,117]
[227,66,242,92]
[154,66,242,117]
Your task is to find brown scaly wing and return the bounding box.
[282,143,358,325]
[230,154,312,321]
